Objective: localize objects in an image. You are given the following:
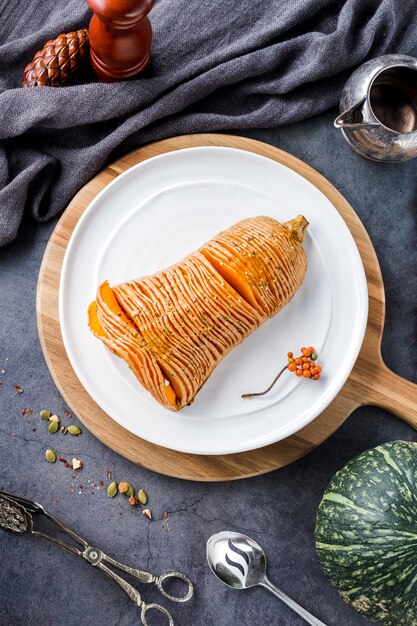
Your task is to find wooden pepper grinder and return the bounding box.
[88,0,154,81]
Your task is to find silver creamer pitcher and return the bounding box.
[334,54,417,162]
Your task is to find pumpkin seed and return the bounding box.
[45,449,56,463]
[138,489,148,505]
[126,483,134,498]
[48,421,59,434]
[107,481,118,497]
[67,425,81,436]
[40,409,51,420]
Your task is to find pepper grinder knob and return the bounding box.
[87,0,154,82]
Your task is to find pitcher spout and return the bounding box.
[334,98,379,129]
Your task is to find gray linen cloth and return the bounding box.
[0,0,416,245]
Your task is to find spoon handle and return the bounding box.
[260,577,327,626]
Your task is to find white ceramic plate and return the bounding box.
[59,147,367,455]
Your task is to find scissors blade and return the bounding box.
[0,490,87,549]
[0,491,44,515]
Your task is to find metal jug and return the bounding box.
[334,54,417,162]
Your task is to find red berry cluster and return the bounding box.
[287,347,322,380]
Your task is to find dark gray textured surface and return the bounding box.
[0,112,416,626]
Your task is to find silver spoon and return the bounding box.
[207,531,327,626]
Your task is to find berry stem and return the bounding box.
[242,364,287,398]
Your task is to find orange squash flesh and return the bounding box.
[99,281,133,327]
[88,301,107,337]
[200,249,260,311]
[88,215,308,411]
[164,381,178,409]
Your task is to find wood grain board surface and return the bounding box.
[36,134,417,481]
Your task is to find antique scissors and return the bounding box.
[0,492,193,625]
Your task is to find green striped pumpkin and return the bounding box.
[315,440,417,626]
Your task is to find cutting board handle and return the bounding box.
[361,357,417,429]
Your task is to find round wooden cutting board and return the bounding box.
[36,134,417,481]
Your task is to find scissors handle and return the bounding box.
[141,603,174,626]
[157,571,194,603]
[100,554,194,603]
[96,563,174,626]
[101,552,154,583]
[96,561,143,605]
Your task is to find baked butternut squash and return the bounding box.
[88,215,308,410]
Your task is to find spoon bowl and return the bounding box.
[206,531,266,589]
[207,530,327,626]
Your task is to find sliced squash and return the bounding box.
[88,215,308,411]
[88,301,107,337]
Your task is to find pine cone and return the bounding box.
[22,29,89,87]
